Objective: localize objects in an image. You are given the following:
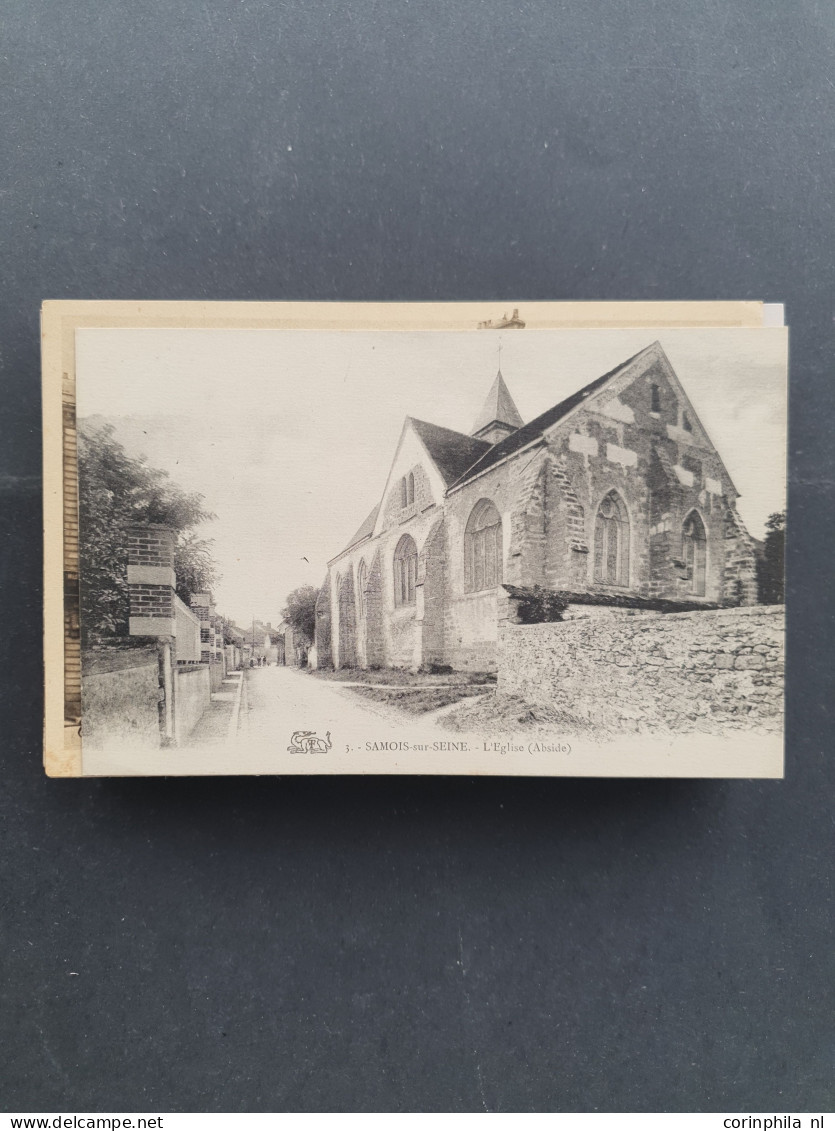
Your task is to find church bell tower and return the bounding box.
[470,368,524,445]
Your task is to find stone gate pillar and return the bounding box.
[127,523,177,743]
[189,592,214,662]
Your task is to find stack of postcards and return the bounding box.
[42,300,787,779]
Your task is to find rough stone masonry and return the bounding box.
[498,605,785,734]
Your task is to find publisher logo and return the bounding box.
[287,729,333,754]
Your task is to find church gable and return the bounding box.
[591,350,711,448]
[373,419,449,537]
[530,343,749,605]
[546,342,737,502]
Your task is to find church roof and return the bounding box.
[471,369,525,435]
[409,418,492,487]
[341,503,380,553]
[449,344,656,489]
[334,342,688,560]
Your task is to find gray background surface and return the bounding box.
[2,0,833,1113]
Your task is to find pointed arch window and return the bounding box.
[682,511,707,596]
[399,472,416,509]
[357,560,368,619]
[393,534,418,607]
[594,491,630,586]
[465,499,503,592]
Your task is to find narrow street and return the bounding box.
[83,664,459,777]
[239,663,447,748]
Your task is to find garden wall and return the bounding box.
[174,664,211,744]
[81,645,161,748]
[498,605,784,733]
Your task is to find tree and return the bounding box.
[78,421,218,640]
[282,585,319,645]
[174,531,219,606]
[757,511,786,604]
[219,617,244,647]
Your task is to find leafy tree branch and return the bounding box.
[78,421,219,640]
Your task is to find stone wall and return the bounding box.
[314,582,332,668]
[328,499,443,670]
[81,645,161,748]
[174,664,211,745]
[443,477,514,672]
[208,660,226,692]
[337,568,358,667]
[381,462,435,531]
[364,550,385,668]
[722,504,760,605]
[420,517,447,667]
[174,594,201,662]
[498,605,784,733]
[387,605,418,668]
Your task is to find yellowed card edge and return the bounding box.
[41,298,766,333]
[43,305,79,775]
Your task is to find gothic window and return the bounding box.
[593,491,630,586]
[393,534,418,607]
[682,411,693,432]
[399,472,416,509]
[682,511,707,596]
[651,383,661,413]
[465,499,502,592]
[357,559,367,619]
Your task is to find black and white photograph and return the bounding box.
[49,306,786,777]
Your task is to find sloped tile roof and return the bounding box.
[341,503,380,553]
[450,344,657,488]
[409,418,493,487]
[336,343,662,557]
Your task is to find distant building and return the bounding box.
[235,619,277,664]
[276,619,304,667]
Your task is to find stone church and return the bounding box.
[316,341,759,672]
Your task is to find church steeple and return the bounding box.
[471,368,524,445]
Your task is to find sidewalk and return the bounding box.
[186,669,246,746]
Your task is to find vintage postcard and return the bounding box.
[43,301,787,777]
